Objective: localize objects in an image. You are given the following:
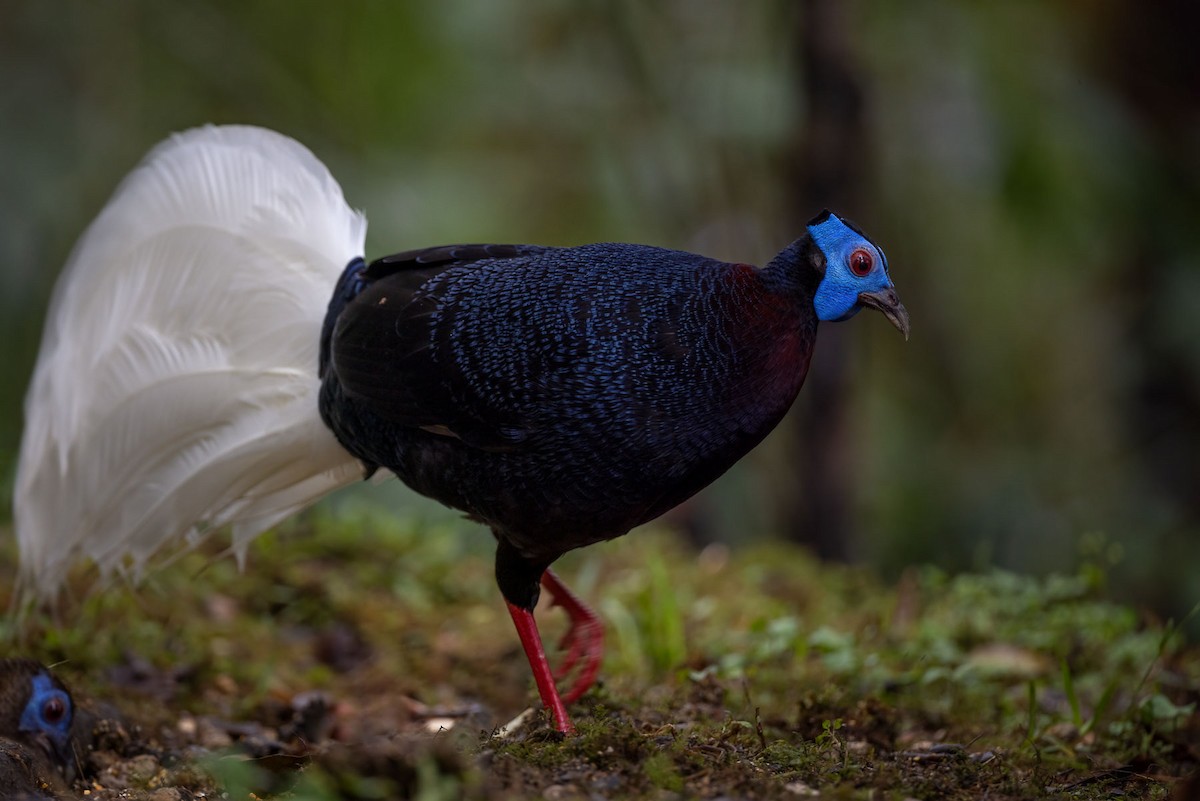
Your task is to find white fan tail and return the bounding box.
[14,125,367,600]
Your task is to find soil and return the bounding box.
[3,520,1197,800]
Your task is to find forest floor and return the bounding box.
[1,504,1197,800]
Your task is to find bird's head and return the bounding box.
[807,210,909,339]
[14,667,75,773]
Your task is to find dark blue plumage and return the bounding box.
[322,241,814,582]
[317,211,908,732]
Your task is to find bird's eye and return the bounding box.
[42,696,66,725]
[849,249,874,277]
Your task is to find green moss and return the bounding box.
[0,514,1195,800]
[641,752,683,792]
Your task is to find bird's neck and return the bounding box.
[757,237,822,385]
[759,237,822,299]
[719,253,819,421]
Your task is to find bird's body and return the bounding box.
[319,242,818,606]
[13,126,907,733]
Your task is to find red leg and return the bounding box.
[540,569,604,704]
[505,599,574,733]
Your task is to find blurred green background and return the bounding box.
[2,2,1197,627]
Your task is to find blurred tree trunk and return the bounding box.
[1087,2,1200,552]
[779,0,869,560]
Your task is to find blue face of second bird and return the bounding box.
[809,212,894,322]
[18,673,73,766]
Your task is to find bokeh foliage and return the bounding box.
[1,1,1197,625]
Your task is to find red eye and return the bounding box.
[43,697,66,724]
[849,249,874,277]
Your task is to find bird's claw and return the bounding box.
[554,615,604,703]
[540,569,604,705]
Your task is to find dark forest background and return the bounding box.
[1,2,1197,628]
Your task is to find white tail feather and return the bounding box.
[14,125,367,599]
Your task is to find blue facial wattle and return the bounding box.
[809,212,893,322]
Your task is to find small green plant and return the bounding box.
[816,717,847,771]
[1061,657,1082,730]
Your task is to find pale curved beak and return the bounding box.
[858,287,910,340]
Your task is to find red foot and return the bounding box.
[506,599,574,733]
[502,570,605,734]
[540,569,604,704]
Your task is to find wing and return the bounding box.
[328,243,550,451]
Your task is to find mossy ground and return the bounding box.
[1,505,1196,800]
